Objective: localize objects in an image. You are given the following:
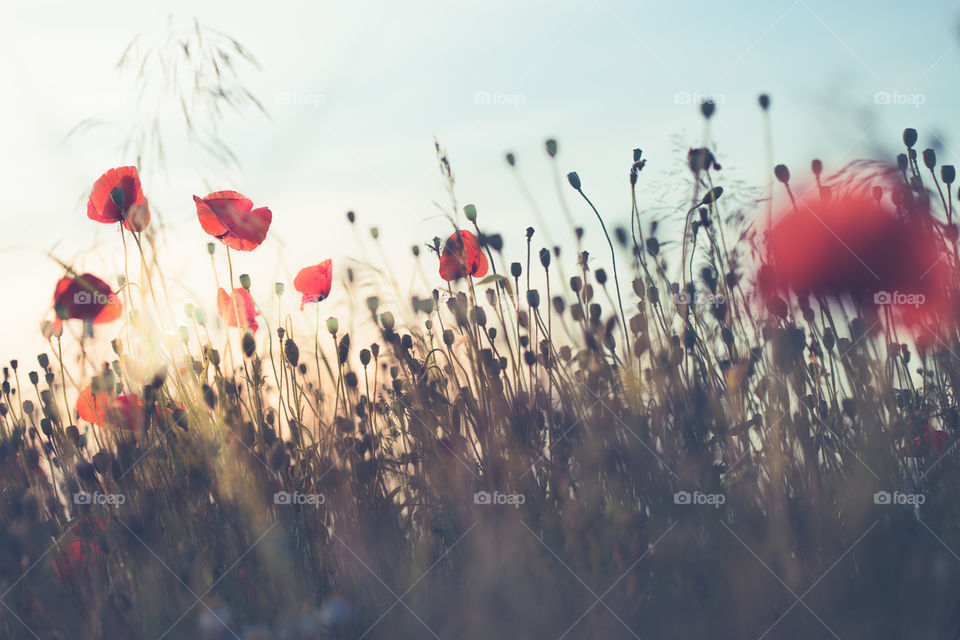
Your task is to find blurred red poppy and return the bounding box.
[439,230,488,281]
[294,259,333,310]
[764,187,954,327]
[54,540,104,582]
[217,287,259,333]
[87,166,150,232]
[76,386,144,431]
[53,274,122,324]
[899,422,950,457]
[194,191,272,251]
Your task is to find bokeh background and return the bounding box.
[1,0,957,357]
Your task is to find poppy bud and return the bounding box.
[207,348,220,367]
[40,418,52,437]
[539,248,551,269]
[284,339,299,367]
[241,332,256,358]
[774,164,790,184]
[360,348,371,366]
[346,210,356,223]
[339,334,351,362]
[942,165,956,184]
[758,94,770,110]
[903,128,918,148]
[506,152,516,167]
[923,148,937,170]
[511,262,522,278]
[239,274,251,290]
[567,172,581,190]
[471,306,487,326]
[570,276,582,293]
[702,186,724,205]
[595,269,607,285]
[371,343,380,358]
[464,204,477,221]
[811,159,822,177]
[380,312,395,331]
[206,242,216,255]
[646,237,660,256]
[546,139,558,157]
[527,290,540,308]
[700,99,716,119]
[194,307,207,326]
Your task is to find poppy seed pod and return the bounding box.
[464,204,477,222]
[570,276,582,293]
[239,273,251,290]
[702,186,724,205]
[206,242,216,255]
[371,343,380,358]
[545,139,558,157]
[811,159,822,177]
[511,262,522,278]
[633,148,643,162]
[359,348,371,366]
[370,227,379,239]
[903,128,918,148]
[28,371,38,385]
[774,164,790,184]
[275,282,284,296]
[567,172,581,190]
[326,317,339,334]
[506,152,515,167]
[942,165,956,184]
[380,312,395,331]
[700,99,716,119]
[897,153,909,172]
[527,290,540,308]
[758,94,770,110]
[241,332,256,358]
[595,269,607,285]
[539,247,551,269]
[442,329,454,346]
[37,354,49,370]
[923,148,937,170]
[284,338,299,367]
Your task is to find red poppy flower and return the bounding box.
[87,166,150,231]
[54,540,104,582]
[439,230,488,281]
[294,259,333,310]
[194,191,272,251]
[217,287,259,333]
[764,187,954,327]
[899,422,950,457]
[76,386,144,431]
[53,274,122,324]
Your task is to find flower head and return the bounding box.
[87,166,150,231]
[294,259,333,310]
[53,274,122,324]
[194,191,272,251]
[439,230,488,281]
[217,287,259,332]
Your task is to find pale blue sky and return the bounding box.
[0,0,957,359]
